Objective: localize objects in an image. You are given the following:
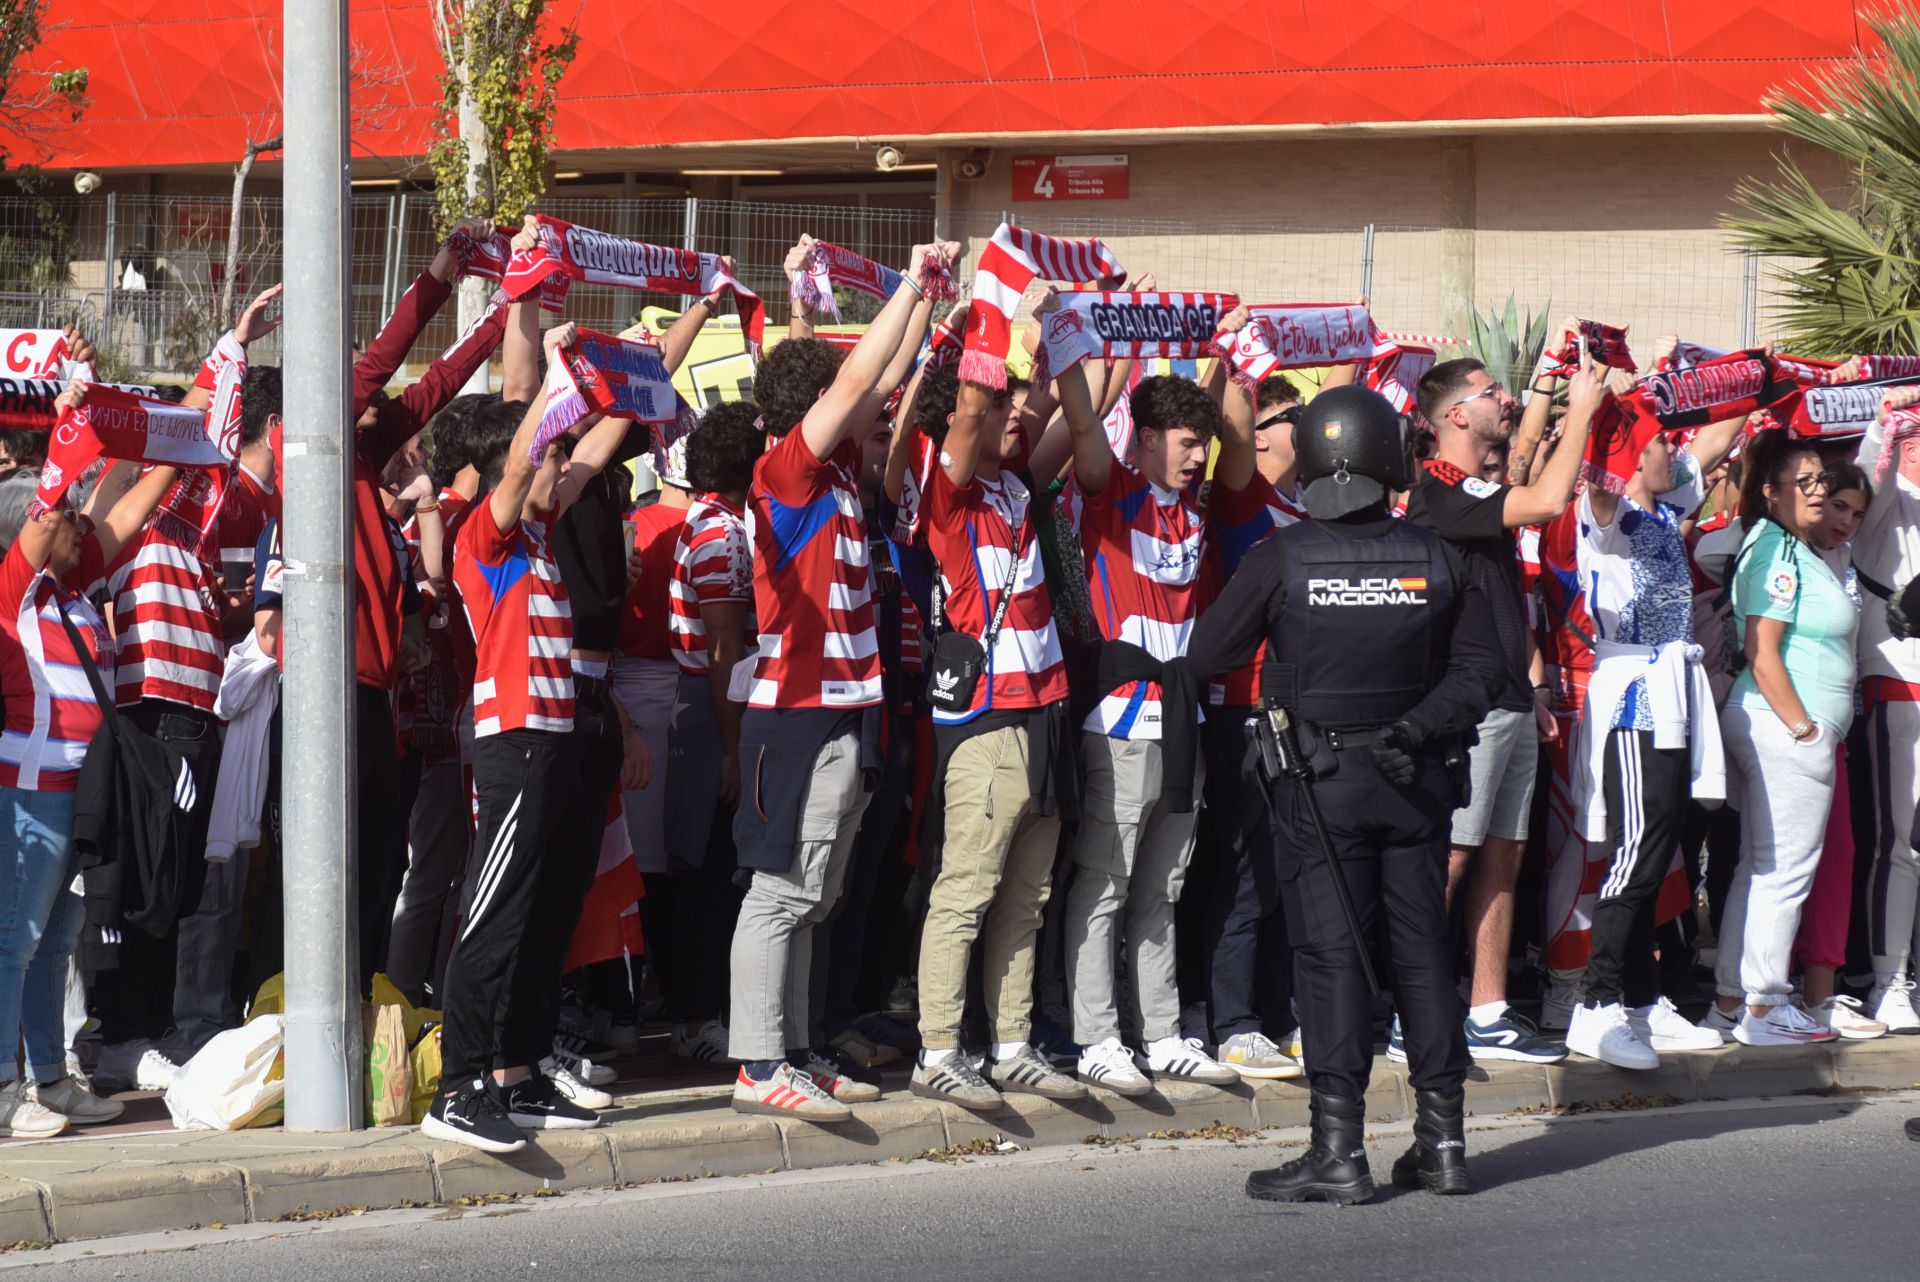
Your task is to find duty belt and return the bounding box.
[1316,725,1389,752]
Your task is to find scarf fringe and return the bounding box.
[957,350,1008,391]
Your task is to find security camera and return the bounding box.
[952,149,990,182]
[874,145,904,173]
[73,171,101,195]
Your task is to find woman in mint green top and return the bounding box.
[1727,504,1860,736]
[1711,434,1863,1045]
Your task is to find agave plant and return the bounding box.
[1725,11,1920,356]
[1465,293,1552,392]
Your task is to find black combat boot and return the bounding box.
[1391,1087,1471,1195]
[1246,1091,1374,1205]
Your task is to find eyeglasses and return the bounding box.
[1448,382,1505,413]
[1254,406,1305,432]
[1793,472,1834,496]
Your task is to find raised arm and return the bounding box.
[548,413,636,519]
[1686,410,1750,478]
[490,323,574,535]
[96,463,183,565]
[351,218,493,414]
[1507,368,1562,487]
[939,379,997,490]
[654,257,733,374]
[797,240,958,461]
[501,289,543,406]
[784,236,818,341]
[885,362,930,505]
[1500,356,1601,528]
[1053,350,1113,496]
[1208,305,1258,493]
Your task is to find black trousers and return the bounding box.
[1183,710,1289,1043]
[439,708,600,1081]
[94,700,219,1045]
[1581,729,1690,1009]
[355,683,407,990]
[1273,744,1467,1102]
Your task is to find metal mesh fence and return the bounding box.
[0,190,1805,386]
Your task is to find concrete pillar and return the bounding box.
[1437,136,1477,340]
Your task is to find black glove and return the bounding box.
[1371,722,1418,787]
[1888,574,1920,642]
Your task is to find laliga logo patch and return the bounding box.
[1462,477,1498,499]
[1768,568,1797,607]
[1308,575,1428,607]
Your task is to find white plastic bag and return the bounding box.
[164,1014,286,1131]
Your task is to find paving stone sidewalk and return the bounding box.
[0,1037,1914,1247]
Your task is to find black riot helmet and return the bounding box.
[1292,386,1415,519]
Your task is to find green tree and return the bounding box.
[1726,11,1920,355]
[0,0,90,171]
[429,0,579,234]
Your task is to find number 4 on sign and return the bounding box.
[1033,164,1054,199]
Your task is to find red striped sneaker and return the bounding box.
[731,1063,852,1123]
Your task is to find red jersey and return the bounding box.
[618,502,688,662]
[0,537,111,790]
[218,465,277,589]
[409,490,476,761]
[455,507,574,737]
[1204,471,1306,707]
[1067,461,1207,739]
[921,464,1067,722]
[108,469,226,710]
[744,431,883,710]
[668,493,752,677]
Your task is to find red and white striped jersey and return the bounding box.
[1205,471,1307,707]
[0,537,112,791]
[921,465,1067,722]
[1066,461,1207,739]
[454,509,574,737]
[744,432,883,710]
[107,468,226,710]
[217,465,277,591]
[668,492,752,677]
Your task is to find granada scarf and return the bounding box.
[1367,343,1437,416]
[1788,373,1920,440]
[1545,319,1636,375]
[33,386,227,515]
[504,216,766,356]
[1876,405,1920,486]
[791,239,957,322]
[962,222,1125,389]
[1635,347,1796,431]
[454,227,570,311]
[0,376,159,433]
[1209,303,1381,383]
[532,329,680,462]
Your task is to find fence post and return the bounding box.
[379,194,397,324]
[390,193,410,315]
[682,196,699,252]
[280,0,361,1132]
[1741,254,1760,349]
[102,192,117,353]
[1360,223,1375,302]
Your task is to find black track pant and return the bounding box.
[1580,729,1690,1009]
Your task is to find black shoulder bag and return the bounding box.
[925,525,1025,714]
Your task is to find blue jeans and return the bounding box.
[0,787,83,1084]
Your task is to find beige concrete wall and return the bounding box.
[942,131,1848,353]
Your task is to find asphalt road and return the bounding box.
[13,1094,1920,1281]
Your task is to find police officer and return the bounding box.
[1184,386,1500,1206]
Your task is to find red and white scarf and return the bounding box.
[0,375,159,433]
[1545,319,1636,376]
[33,386,228,515]
[1876,404,1920,485]
[961,222,1124,389]
[1209,303,1384,383]
[1789,373,1920,441]
[1367,343,1437,417]
[532,329,680,462]
[501,216,766,356]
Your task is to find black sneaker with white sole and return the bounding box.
[500,1073,602,1130]
[420,1077,527,1154]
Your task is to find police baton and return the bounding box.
[1263,704,1381,998]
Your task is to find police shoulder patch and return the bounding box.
[1461,477,1499,499]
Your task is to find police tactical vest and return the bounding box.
[1263,520,1457,726]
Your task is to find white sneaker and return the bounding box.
[550,1033,618,1086]
[1734,1002,1840,1046]
[1696,1003,1740,1044]
[1539,984,1577,1033]
[538,1055,614,1109]
[1803,994,1887,1040]
[0,1080,68,1138]
[32,1073,125,1123]
[1144,1035,1239,1085]
[1076,1037,1152,1097]
[1869,978,1920,1035]
[93,1040,178,1093]
[1565,1002,1660,1070]
[1630,997,1726,1052]
[670,1021,731,1065]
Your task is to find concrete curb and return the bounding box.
[0,1037,1913,1246]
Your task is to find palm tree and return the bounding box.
[1726,11,1920,355]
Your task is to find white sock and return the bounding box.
[921,1046,955,1067]
[991,1041,1025,1062]
[1468,1000,1508,1025]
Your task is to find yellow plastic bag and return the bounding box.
[249,971,284,1021]
[408,1023,442,1124]
[363,1003,413,1127]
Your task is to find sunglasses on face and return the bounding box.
[1449,382,1505,412]
[1254,405,1305,433]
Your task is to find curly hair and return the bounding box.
[426,392,494,487]
[913,366,960,446]
[686,401,765,495]
[1256,374,1303,410]
[239,365,282,447]
[752,337,846,438]
[1130,375,1222,441]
